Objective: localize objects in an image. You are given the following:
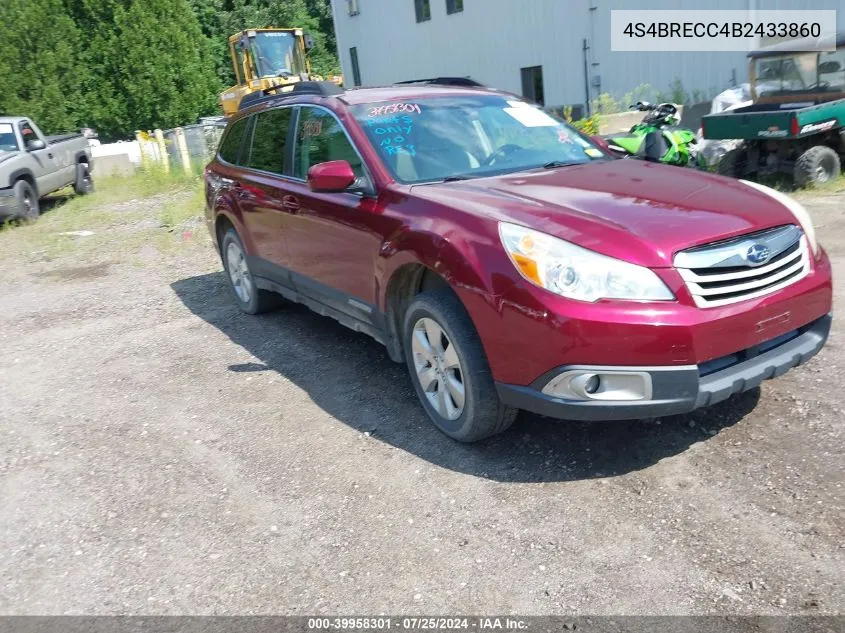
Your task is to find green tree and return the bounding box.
[0,0,90,134]
[0,0,340,139]
[305,0,340,77]
[110,0,220,133]
[65,0,220,139]
[188,0,232,88]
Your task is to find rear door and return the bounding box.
[237,106,297,279]
[282,105,384,323]
[213,114,253,240]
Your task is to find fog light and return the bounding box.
[542,369,653,401]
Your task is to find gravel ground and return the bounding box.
[0,188,842,616]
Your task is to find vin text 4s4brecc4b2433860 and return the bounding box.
[203,81,833,442]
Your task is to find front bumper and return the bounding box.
[0,188,16,220]
[495,313,831,421]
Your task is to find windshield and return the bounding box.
[251,32,306,79]
[351,95,609,184]
[755,50,845,97]
[0,123,18,152]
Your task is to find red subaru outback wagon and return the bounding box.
[204,82,832,442]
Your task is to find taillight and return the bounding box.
[790,117,799,136]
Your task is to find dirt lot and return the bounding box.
[0,181,843,616]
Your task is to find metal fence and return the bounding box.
[136,117,226,174]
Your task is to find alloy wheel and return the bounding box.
[411,317,466,421]
[226,241,253,304]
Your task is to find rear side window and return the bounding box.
[293,107,364,179]
[247,108,293,174]
[219,117,248,164]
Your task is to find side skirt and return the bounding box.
[249,256,388,347]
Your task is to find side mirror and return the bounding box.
[307,160,356,193]
[26,139,46,151]
[303,33,315,52]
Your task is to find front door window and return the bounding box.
[293,107,364,181]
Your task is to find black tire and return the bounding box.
[794,145,841,187]
[220,228,282,315]
[73,162,94,195]
[717,148,746,178]
[403,289,517,442]
[13,180,39,220]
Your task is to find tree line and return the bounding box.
[0,0,340,141]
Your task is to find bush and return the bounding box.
[562,105,602,136]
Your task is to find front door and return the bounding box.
[19,121,60,193]
[282,105,384,324]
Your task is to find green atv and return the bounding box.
[703,33,845,186]
[603,102,703,167]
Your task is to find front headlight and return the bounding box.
[741,180,819,256]
[498,222,674,302]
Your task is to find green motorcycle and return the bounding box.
[603,102,702,167]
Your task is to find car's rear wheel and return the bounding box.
[403,289,517,442]
[13,180,39,220]
[73,162,94,195]
[220,228,282,314]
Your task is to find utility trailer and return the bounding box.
[703,34,845,186]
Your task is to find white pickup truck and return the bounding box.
[0,116,94,221]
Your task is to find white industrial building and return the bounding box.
[330,0,845,114]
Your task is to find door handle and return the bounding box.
[281,195,301,212]
[47,152,53,158]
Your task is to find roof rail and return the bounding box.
[238,81,344,112]
[394,77,486,87]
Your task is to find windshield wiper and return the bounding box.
[442,175,472,182]
[542,160,578,169]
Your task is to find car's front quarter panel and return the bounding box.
[376,188,517,310]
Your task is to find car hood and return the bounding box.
[411,160,799,268]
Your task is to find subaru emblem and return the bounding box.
[746,244,771,266]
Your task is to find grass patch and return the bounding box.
[159,185,205,231]
[740,171,845,196]
[0,167,205,264]
[801,173,845,195]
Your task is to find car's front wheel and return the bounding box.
[13,180,39,220]
[403,289,517,442]
[220,228,282,314]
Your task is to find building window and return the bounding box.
[521,66,545,105]
[415,0,431,22]
[347,0,360,16]
[350,47,362,86]
[446,0,463,14]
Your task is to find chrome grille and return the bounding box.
[674,225,810,308]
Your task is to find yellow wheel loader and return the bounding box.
[219,28,341,116]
